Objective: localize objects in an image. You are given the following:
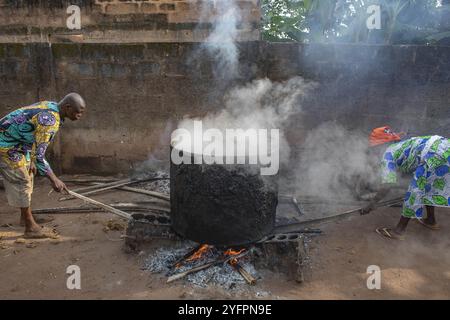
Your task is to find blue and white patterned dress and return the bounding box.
[381,136,450,218]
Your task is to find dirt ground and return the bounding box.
[0,176,449,300]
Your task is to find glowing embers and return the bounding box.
[168,244,254,285]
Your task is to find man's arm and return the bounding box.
[30,111,67,192]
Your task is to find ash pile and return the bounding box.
[140,233,315,291]
[143,243,259,289]
[131,170,170,195]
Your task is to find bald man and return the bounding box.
[0,93,86,238]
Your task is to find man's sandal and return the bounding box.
[24,227,59,239]
[375,227,405,240]
[416,219,440,231]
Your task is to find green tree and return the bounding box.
[262,0,450,45]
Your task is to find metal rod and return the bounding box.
[118,186,170,202]
[32,205,170,215]
[276,197,404,230]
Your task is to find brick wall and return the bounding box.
[0,0,261,43]
[0,42,449,174]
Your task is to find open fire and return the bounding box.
[166,244,253,284]
[122,171,321,289]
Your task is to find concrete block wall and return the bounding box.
[0,41,266,173]
[266,43,450,151]
[0,0,261,43]
[0,42,449,174]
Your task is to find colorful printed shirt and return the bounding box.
[380,136,450,185]
[0,101,61,176]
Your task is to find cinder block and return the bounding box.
[141,3,158,13]
[105,3,139,15]
[99,63,130,78]
[159,3,176,11]
[65,63,96,77]
[135,62,161,77]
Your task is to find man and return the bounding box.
[363,126,449,240]
[0,93,86,238]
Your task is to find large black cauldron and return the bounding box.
[170,148,278,247]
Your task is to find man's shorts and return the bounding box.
[0,156,33,208]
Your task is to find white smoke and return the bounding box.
[295,122,380,201]
[203,1,240,79]
[174,76,317,167]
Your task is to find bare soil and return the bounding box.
[1,176,449,299]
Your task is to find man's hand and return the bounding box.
[47,171,67,193]
[28,162,37,176]
[51,177,67,193]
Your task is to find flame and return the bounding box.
[224,248,245,256]
[224,248,245,266]
[185,244,211,263]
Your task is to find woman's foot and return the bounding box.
[375,227,405,240]
[416,219,440,230]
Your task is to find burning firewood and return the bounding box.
[166,249,249,283]
[170,244,210,270]
[229,260,257,285]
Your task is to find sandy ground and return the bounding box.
[0,176,449,300]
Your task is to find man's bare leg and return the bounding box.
[20,207,41,233]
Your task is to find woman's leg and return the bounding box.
[394,215,411,235]
[423,206,437,225]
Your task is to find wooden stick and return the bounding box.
[118,186,170,202]
[167,251,249,283]
[170,245,204,269]
[66,190,131,220]
[230,261,256,285]
[59,178,162,201]
[59,179,132,201]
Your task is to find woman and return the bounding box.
[363,127,449,240]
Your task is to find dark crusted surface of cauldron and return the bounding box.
[170,160,278,247]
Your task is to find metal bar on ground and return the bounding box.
[62,178,120,184]
[275,197,404,231]
[118,186,170,202]
[32,205,170,215]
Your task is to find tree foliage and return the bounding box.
[262,0,450,44]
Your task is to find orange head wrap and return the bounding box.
[369,126,402,147]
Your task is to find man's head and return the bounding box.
[58,93,86,121]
